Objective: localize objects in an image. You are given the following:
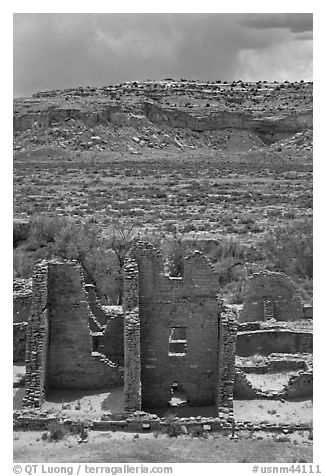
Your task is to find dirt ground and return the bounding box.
[13,430,313,463]
[245,372,298,392]
[43,386,125,416]
[233,399,312,424]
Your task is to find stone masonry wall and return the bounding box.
[84,284,124,365]
[239,271,303,323]
[23,262,49,408]
[47,262,123,389]
[217,307,238,414]
[233,369,258,399]
[123,257,141,412]
[129,242,220,410]
[99,308,124,366]
[236,329,312,357]
[84,284,110,327]
[280,371,313,399]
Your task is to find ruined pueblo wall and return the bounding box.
[239,271,303,323]
[217,308,238,412]
[99,307,124,366]
[129,243,220,409]
[236,329,312,357]
[123,257,141,412]
[47,262,122,389]
[23,262,49,408]
[23,260,123,407]
[84,284,125,365]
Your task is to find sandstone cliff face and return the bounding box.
[13,100,312,145]
[13,106,120,133]
[143,102,311,143]
[13,80,313,148]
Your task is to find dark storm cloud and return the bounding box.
[238,13,313,33]
[13,13,313,97]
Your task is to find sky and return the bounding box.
[13,12,313,97]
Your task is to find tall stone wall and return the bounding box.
[128,242,221,409]
[23,262,49,408]
[46,262,122,389]
[217,307,238,412]
[123,257,141,412]
[239,271,303,323]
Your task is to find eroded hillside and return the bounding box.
[13,79,312,155]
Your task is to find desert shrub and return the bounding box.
[13,221,30,247]
[47,422,67,442]
[224,280,246,304]
[161,236,185,277]
[208,239,247,262]
[28,215,69,248]
[13,215,140,304]
[258,217,312,279]
[213,257,246,287]
[164,413,182,437]
[190,426,205,438]
[13,249,35,278]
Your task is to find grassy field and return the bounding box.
[13,430,313,463]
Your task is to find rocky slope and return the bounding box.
[13,79,313,155]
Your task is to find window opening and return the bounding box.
[169,327,187,356]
